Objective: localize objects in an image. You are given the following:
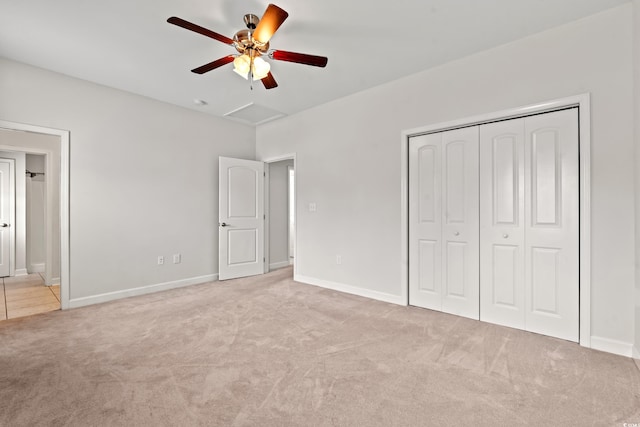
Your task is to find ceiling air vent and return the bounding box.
[224,102,285,126]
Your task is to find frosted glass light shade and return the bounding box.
[252,57,270,80]
[232,54,270,81]
[233,54,251,79]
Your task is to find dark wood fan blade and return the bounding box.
[167,17,234,45]
[191,55,235,74]
[261,72,278,89]
[253,4,289,44]
[270,50,328,67]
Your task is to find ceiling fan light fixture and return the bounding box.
[233,54,270,81]
[233,54,251,79]
[252,57,271,80]
[168,4,326,90]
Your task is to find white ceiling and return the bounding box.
[0,0,628,125]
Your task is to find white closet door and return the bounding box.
[524,109,579,342]
[479,109,579,342]
[441,127,479,319]
[479,119,526,329]
[409,127,479,320]
[409,133,442,311]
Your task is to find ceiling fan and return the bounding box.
[168,4,328,90]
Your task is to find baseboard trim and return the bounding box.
[14,268,28,276]
[590,336,634,358]
[269,261,291,271]
[633,345,640,360]
[29,263,45,273]
[294,274,405,305]
[68,274,218,309]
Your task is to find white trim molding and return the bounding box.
[400,93,592,348]
[590,336,634,358]
[0,158,16,277]
[14,268,28,277]
[269,261,291,271]
[29,263,45,273]
[68,274,218,309]
[295,274,405,305]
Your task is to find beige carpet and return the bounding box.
[1,267,639,426]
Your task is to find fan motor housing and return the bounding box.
[233,14,269,54]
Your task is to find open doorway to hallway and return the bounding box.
[0,128,62,321]
[267,158,295,272]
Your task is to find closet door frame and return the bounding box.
[400,93,591,348]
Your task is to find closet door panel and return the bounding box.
[409,134,443,310]
[524,109,579,342]
[441,127,479,320]
[480,120,526,328]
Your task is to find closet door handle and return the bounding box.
[219,222,228,227]
[453,231,459,236]
[0,223,8,228]
[503,233,509,238]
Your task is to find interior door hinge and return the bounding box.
[263,214,266,220]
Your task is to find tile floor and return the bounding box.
[0,273,60,321]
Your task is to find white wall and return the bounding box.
[257,5,635,350]
[268,159,294,269]
[0,58,255,303]
[26,154,46,272]
[0,150,25,275]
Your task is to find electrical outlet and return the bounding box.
[173,254,181,264]
[157,256,164,265]
[336,255,342,265]
[309,202,317,212]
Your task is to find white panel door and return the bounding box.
[409,133,442,310]
[409,127,479,320]
[479,109,579,342]
[218,157,265,281]
[0,160,11,277]
[441,127,479,319]
[524,109,579,342]
[480,119,526,329]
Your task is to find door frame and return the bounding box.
[262,154,297,275]
[287,164,295,263]
[400,93,591,347]
[0,120,70,310]
[0,157,16,277]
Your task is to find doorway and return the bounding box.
[0,120,70,311]
[264,155,296,273]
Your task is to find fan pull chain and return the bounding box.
[249,49,254,90]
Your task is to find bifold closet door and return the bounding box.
[480,108,579,342]
[479,119,526,330]
[409,127,479,320]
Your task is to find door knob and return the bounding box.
[219,222,228,227]
[454,231,459,236]
[503,233,509,238]
[0,223,8,228]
